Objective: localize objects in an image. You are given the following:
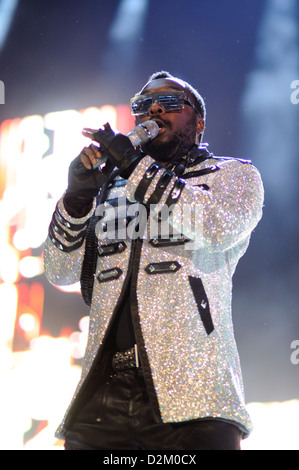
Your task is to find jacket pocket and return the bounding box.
[188,276,214,335]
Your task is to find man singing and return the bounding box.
[44,71,264,450]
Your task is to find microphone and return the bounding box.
[125,119,159,147]
[75,120,159,175]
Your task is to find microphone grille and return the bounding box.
[127,120,160,147]
[141,120,159,138]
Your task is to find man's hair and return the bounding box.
[138,70,206,122]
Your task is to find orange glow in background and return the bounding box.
[0,104,134,449]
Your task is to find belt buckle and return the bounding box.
[112,344,139,371]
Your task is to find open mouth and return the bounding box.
[151,118,168,131]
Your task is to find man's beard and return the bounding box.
[141,114,198,164]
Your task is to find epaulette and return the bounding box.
[183,153,252,180]
[210,155,252,165]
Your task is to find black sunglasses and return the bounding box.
[130,90,200,116]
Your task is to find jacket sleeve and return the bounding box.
[125,155,264,252]
[43,194,96,286]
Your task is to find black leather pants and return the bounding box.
[64,369,241,450]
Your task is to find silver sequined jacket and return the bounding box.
[44,152,264,439]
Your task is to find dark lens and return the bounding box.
[158,94,185,112]
[131,97,152,115]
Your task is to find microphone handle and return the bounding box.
[74,154,108,176]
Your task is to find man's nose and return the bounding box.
[148,100,166,115]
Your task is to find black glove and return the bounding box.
[64,153,114,218]
[92,123,141,178]
[66,154,114,199]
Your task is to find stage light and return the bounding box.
[240,0,299,212]
[0,0,18,52]
[104,0,149,70]
[12,229,30,252]
[109,0,149,42]
[18,256,44,279]
[18,313,36,333]
[242,400,299,450]
[79,315,89,333]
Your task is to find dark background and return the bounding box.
[0,0,298,404]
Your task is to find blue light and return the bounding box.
[240,0,299,214]
[109,0,149,42]
[0,0,18,52]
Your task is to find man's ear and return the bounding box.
[196,118,205,144]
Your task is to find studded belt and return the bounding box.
[112,344,140,372]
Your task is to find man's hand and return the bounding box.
[83,123,141,177]
[66,144,113,200]
[79,143,103,170]
[63,143,116,217]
